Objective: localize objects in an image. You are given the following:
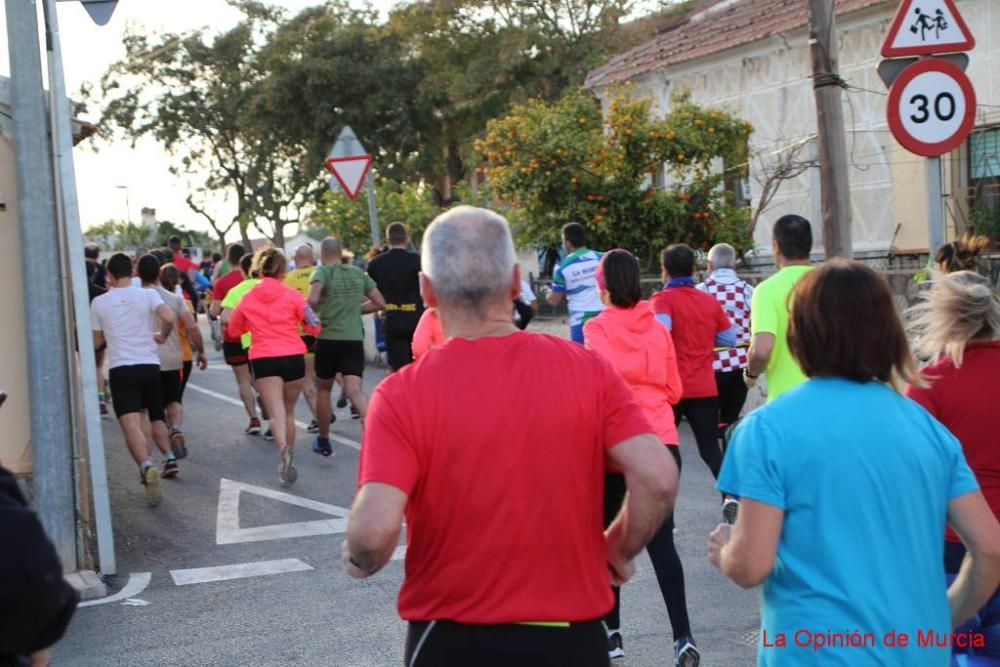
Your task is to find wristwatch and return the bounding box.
[743,368,759,379]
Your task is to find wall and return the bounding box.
[0,134,33,474]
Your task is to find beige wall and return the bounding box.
[0,135,32,474]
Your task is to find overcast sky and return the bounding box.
[0,0,386,241]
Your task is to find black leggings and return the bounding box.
[674,396,723,478]
[715,370,748,438]
[404,619,609,667]
[603,446,691,641]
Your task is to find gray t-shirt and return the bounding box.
[154,285,184,371]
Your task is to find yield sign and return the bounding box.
[881,0,975,58]
[325,155,373,200]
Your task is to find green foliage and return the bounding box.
[970,206,1000,239]
[84,219,215,251]
[480,88,753,265]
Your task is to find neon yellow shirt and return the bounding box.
[222,278,260,349]
[750,265,813,402]
[284,266,314,299]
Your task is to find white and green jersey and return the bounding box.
[551,248,604,326]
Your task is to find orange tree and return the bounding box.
[478,88,753,268]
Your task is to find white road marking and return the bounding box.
[216,478,352,545]
[78,572,152,608]
[391,546,407,561]
[170,558,313,586]
[186,382,360,450]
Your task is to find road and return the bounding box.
[55,324,761,667]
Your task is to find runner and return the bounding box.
[514,278,538,330]
[906,270,1000,659]
[86,258,109,416]
[211,251,262,434]
[283,244,321,431]
[584,249,699,666]
[366,222,422,371]
[228,247,320,485]
[411,307,445,360]
[710,260,1000,666]
[343,206,676,666]
[744,215,813,402]
[90,253,178,506]
[307,237,385,457]
[544,222,604,344]
[159,264,208,456]
[651,244,735,479]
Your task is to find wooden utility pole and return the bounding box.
[807,0,853,258]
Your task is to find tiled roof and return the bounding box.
[586,0,891,90]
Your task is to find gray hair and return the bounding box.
[422,206,516,312]
[320,237,341,259]
[708,243,736,269]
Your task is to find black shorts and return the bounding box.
[301,335,317,353]
[160,369,183,405]
[223,341,248,366]
[314,339,365,380]
[109,364,165,422]
[180,360,193,396]
[250,355,305,382]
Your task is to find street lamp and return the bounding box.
[114,184,131,224]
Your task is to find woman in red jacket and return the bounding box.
[584,249,698,667]
[228,247,320,486]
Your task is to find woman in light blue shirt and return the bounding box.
[708,260,1000,666]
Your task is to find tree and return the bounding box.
[480,88,753,267]
[84,220,153,251]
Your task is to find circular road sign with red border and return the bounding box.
[887,58,976,157]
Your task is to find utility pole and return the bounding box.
[5,0,78,569]
[807,0,853,259]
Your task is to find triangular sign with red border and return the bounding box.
[882,0,975,58]
[325,155,373,200]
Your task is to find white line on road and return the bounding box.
[186,382,360,450]
[78,572,152,608]
[169,558,313,586]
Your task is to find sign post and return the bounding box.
[325,127,380,249]
[880,0,976,255]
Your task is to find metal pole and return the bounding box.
[5,0,77,570]
[366,170,380,249]
[925,156,944,254]
[807,0,853,258]
[43,0,116,575]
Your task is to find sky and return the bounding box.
[0,0,388,241]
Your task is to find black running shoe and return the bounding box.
[350,406,361,420]
[607,629,624,659]
[306,419,319,433]
[674,635,700,667]
[162,458,179,479]
[336,395,348,409]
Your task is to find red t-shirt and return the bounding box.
[650,285,731,398]
[359,331,653,623]
[172,251,199,274]
[214,269,245,343]
[905,341,1000,543]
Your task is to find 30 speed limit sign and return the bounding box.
[887,58,976,157]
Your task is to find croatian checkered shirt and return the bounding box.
[696,269,753,372]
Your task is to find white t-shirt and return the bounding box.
[153,286,184,371]
[91,285,165,370]
[518,279,537,306]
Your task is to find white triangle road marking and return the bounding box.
[216,478,351,545]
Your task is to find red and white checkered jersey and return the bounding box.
[696,269,753,372]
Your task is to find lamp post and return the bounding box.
[115,184,131,224]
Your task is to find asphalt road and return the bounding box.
[55,325,761,667]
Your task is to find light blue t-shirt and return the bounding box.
[718,378,978,667]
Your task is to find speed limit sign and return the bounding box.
[887,58,976,157]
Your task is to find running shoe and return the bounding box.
[279,448,298,486]
[263,424,274,441]
[674,636,700,667]
[170,429,188,459]
[336,395,348,409]
[722,498,740,526]
[162,457,180,479]
[312,436,333,458]
[245,417,262,435]
[306,419,319,433]
[142,465,162,507]
[607,629,624,659]
[99,400,108,417]
[351,406,361,420]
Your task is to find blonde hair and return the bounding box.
[252,246,286,279]
[908,270,1000,367]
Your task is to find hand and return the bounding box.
[743,369,758,389]
[708,523,732,570]
[606,540,635,587]
[30,648,51,667]
[197,352,208,370]
[154,332,167,345]
[341,540,370,580]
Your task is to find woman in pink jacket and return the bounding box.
[228,247,320,486]
[584,249,698,667]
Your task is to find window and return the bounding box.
[968,127,1000,237]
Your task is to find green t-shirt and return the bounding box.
[221,278,260,349]
[750,265,813,402]
[310,263,375,341]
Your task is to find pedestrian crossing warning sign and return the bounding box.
[882,0,975,58]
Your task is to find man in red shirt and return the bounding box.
[343,206,677,666]
[651,244,734,479]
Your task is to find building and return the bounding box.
[585,0,1000,257]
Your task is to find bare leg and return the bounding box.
[95,349,106,397]
[283,378,304,451]
[118,413,153,466]
[316,377,334,439]
[256,377,288,453]
[150,419,172,456]
[343,375,368,419]
[166,402,183,430]
[302,355,318,418]
[232,364,258,419]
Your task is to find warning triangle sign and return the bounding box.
[215,478,350,545]
[326,155,373,200]
[882,0,975,58]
